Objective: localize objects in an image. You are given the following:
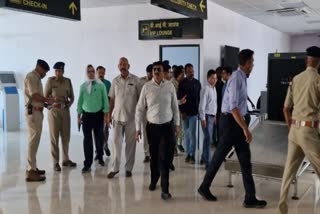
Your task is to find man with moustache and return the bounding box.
[198,50,267,209]
[108,57,143,179]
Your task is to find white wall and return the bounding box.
[291,33,320,52]
[0,1,291,134]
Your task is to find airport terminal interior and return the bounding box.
[0,0,320,214]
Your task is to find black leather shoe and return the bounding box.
[198,187,217,201]
[243,199,267,209]
[125,171,132,177]
[161,192,172,200]
[143,156,150,163]
[200,160,205,165]
[62,160,77,168]
[169,164,175,171]
[107,171,119,179]
[178,145,185,152]
[190,156,195,164]
[94,155,99,161]
[185,155,191,163]
[149,183,156,191]
[99,159,105,166]
[54,163,61,172]
[104,147,111,157]
[81,167,91,174]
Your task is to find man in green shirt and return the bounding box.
[77,64,110,173]
[96,66,112,158]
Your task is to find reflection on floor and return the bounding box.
[0,130,318,214]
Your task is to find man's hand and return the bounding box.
[104,115,111,128]
[243,128,252,144]
[136,130,142,143]
[181,113,187,121]
[78,116,82,125]
[201,120,207,129]
[214,116,217,124]
[46,97,55,105]
[175,126,180,136]
[180,95,187,105]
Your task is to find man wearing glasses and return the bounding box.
[77,65,110,173]
[136,61,180,200]
[45,62,76,172]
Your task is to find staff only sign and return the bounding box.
[0,0,81,20]
[151,0,207,20]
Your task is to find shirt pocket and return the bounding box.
[126,83,136,95]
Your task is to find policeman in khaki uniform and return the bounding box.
[279,46,320,214]
[45,62,76,172]
[25,59,54,182]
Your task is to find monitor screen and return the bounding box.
[0,73,16,84]
[222,46,240,71]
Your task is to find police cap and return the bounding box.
[53,62,65,70]
[36,59,50,71]
[306,46,320,58]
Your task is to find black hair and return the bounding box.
[164,64,171,72]
[87,64,95,70]
[146,64,153,73]
[223,66,233,75]
[172,65,178,70]
[185,63,193,70]
[238,49,254,66]
[163,60,170,66]
[173,66,184,79]
[153,61,164,68]
[96,66,105,71]
[207,69,217,79]
[215,66,223,72]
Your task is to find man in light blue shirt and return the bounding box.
[198,49,267,209]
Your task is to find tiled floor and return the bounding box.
[0,130,318,214]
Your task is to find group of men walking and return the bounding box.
[24,46,320,212]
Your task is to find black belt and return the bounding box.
[147,121,172,126]
[206,114,215,117]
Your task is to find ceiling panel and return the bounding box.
[210,0,320,34]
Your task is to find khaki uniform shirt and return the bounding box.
[24,70,44,107]
[284,67,320,121]
[109,73,143,122]
[44,77,74,107]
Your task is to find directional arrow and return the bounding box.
[69,2,77,16]
[199,0,206,13]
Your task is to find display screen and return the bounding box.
[0,73,16,84]
[222,46,240,71]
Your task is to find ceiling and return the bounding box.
[80,0,320,35]
[210,0,320,35]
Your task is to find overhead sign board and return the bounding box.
[139,18,203,40]
[151,0,207,20]
[0,0,81,21]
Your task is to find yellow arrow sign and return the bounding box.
[199,0,206,13]
[69,2,77,16]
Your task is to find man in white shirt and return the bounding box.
[136,61,180,201]
[107,57,143,179]
[199,70,218,168]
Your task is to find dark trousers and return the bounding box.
[146,121,175,193]
[82,111,104,168]
[103,125,109,150]
[201,113,256,201]
[214,112,221,146]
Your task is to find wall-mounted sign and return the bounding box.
[139,18,203,40]
[0,0,81,21]
[151,0,207,20]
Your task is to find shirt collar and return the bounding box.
[206,82,214,88]
[152,78,165,86]
[306,66,317,72]
[119,72,132,80]
[238,68,247,79]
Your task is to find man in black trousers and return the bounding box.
[136,61,180,200]
[198,50,267,209]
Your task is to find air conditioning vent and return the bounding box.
[267,7,307,17]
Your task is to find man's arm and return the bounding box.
[135,85,147,142]
[68,79,75,107]
[108,79,116,121]
[198,87,207,128]
[77,86,84,123]
[283,85,293,128]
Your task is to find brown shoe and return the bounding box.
[143,156,150,163]
[107,171,119,179]
[62,160,77,168]
[36,168,46,175]
[54,163,61,172]
[26,170,46,182]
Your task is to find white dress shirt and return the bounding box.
[199,82,217,120]
[135,79,180,131]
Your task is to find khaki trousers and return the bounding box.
[278,126,320,214]
[48,108,71,164]
[111,120,136,172]
[26,111,43,171]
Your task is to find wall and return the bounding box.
[0,1,291,134]
[291,33,320,52]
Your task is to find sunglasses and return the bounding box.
[153,67,163,72]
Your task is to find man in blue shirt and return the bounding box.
[198,49,267,209]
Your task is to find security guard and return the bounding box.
[44,62,76,172]
[25,59,54,182]
[279,46,320,214]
